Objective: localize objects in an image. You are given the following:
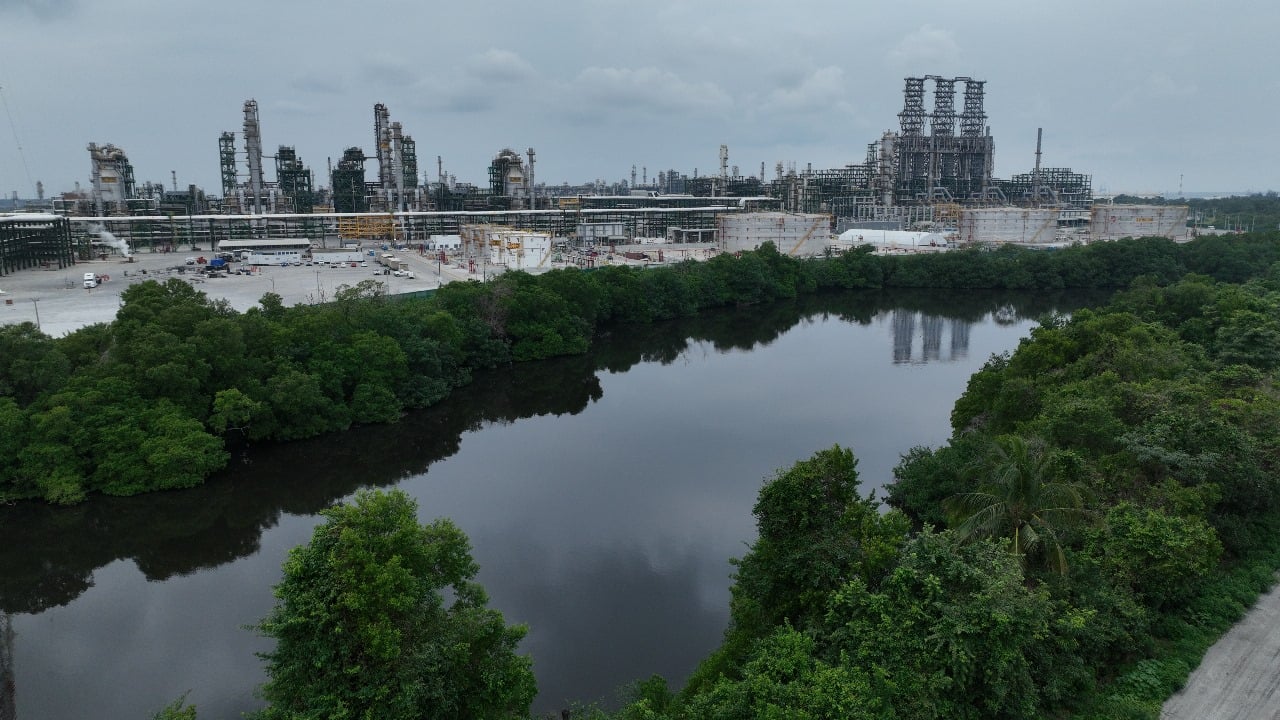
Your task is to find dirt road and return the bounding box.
[1161,575,1280,719]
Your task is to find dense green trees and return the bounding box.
[253,489,534,720]
[945,434,1090,574]
[5,231,1280,506]
[656,448,1051,720]
[601,264,1280,719]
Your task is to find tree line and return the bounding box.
[4,232,1280,505]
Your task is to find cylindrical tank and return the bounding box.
[717,212,831,256]
[958,208,1058,244]
[1089,205,1189,241]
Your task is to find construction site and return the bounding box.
[1,74,1190,279]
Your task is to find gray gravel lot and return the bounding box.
[0,248,456,336]
[1,243,712,336]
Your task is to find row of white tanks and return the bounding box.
[720,206,1190,255]
[451,205,1191,271]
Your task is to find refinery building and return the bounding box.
[3,74,1191,277]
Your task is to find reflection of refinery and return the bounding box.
[32,74,1185,251]
[892,310,972,364]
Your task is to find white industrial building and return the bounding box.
[717,212,831,256]
[836,229,950,251]
[426,234,462,251]
[460,224,554,272]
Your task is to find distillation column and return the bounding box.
[391,122,405,212]
[526,148,536,209]
[374,103,393,207]
[243,100,264,215]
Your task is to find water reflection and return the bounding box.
[891,310,976,364]
[1,614,13,720]
[0,287,1110,718]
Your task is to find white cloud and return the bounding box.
[1108,70,1199,113]
[761,66,847,115]
[467,49,537,84]
[887,24,960,72]
[571,67,732,115]
[0,0,76,20]
[2,3,1279,195]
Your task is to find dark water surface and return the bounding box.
[0,289,1106,718]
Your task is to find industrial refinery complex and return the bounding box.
[2,75,1190,281]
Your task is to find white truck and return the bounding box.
[83,272,100,288]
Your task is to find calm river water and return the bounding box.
[0,289,1104,719]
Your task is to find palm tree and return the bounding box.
[945,434,1091,575]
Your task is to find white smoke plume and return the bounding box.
[89,223,132,257]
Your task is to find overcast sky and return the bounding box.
[0,0,1275,200]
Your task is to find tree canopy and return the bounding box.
[6,232,1280,505]
[253,489,535,720]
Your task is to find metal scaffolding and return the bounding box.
[998,168,1092,208]
[218,132,238,200]
[275,146,314,213]
[67,206,743,252]
[892,76,994,204]
[331,148,368,213]
[0,214,76,276]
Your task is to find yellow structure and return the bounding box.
[337,215,395,240]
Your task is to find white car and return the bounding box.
[393,269,415,278]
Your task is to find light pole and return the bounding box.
[31,298,40,331]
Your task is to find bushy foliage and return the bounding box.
[607,269,1280,720]
[7,233,1280,506]
[253,489,535,720]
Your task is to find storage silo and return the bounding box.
[1090,205,1189,241]
[958,208,1058,244]
[717,212,831,256]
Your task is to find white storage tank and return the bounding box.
[1090,205,1189,241]
[717,212,831,256]
[959,208,1058,245]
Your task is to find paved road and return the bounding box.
[1161,574,1280,719]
